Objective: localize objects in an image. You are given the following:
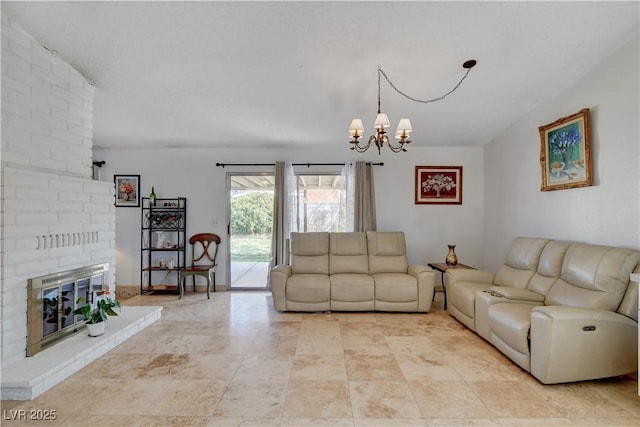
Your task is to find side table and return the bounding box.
[427,262,476,310]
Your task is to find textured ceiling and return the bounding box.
[2,1,638,151]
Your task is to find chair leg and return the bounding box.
[192,275,196,292]
[179,274,184,299]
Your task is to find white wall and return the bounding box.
[483,35,640,271]
[94,146,485,287]
[81,33,640,298]
[1,14,116,367]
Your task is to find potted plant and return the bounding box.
[73,289,121,337]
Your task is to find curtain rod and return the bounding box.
[216,162,383,168]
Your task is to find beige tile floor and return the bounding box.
[2,291,639,426]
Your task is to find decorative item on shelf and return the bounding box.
[446,244,458,266]
[349,60,477,155]
[72,290,121,337]
[155,231,165,248]
[149,186,156,206]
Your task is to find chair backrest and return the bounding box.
[329,232,368,274]
[290,232,329,274]
[189,233,221,267]
[366,231,408,274]
[493,237,549,289]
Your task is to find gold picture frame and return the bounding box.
[539,108,592,191]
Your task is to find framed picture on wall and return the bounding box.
[415,166,463,205]
[539,108,592,191]
[114,175,140,207]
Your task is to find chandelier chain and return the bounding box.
[378,66,472,105]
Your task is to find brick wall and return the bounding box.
[1,14,116,367]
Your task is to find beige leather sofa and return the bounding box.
[270,231,435,312]
[446,237,640,384]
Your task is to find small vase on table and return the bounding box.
[446,245,458,266]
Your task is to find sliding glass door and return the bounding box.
[227,173,274,290]
[225,170,347,290]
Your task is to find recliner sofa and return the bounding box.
[270,231,435,312]
[445,236,639,384]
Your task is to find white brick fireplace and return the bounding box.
[1,14,161,399]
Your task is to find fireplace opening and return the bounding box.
[27,263,109,357]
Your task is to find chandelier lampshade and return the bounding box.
[374,113,390,128]
[395,118,412,140]
[349,119,364,139]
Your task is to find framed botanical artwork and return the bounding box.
[114,175,140,207]
[539,108,592,191]
[415,166,463,205]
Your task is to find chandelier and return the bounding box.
[349,60,477,154]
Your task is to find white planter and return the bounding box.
[86,322,105,337]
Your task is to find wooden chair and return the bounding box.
[178,233,221,299]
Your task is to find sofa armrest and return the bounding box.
[445,268,494,287]
[488,286,545,303]
[270,265,292,311]
[530,306,638,384]
[408,264,436,312]
[474,289,543,341]
[408,264,430,276]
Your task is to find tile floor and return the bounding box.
[2,291,639,426]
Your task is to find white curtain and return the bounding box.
[342,162,356,232]
[343,160,377,232]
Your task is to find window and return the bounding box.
[291,174,347,232]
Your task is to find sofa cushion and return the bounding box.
[291,232,329,275]
[366,231,408,274]
[372,273,417,302]
[286,274,330,303]
[493,265,535,290]
[329,232,369,274]
[493,238,549,289]
[330,273,374,302]
[527,240,572,296]
[489,303,537,354]
[546,244,640,310]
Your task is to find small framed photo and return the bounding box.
[539,108,592,192]
[114,175,140,207]
[415,166,463,205]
